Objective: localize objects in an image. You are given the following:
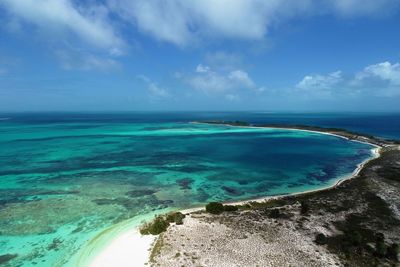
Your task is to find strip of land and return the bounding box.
[148,123,400,267]
[86,123,400,267]
[192,120,399,147]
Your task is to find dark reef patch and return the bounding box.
[47,238,63,251]
[221,186,240,195]
[0,254,18,265]
[0,189,80,206]
[176,178,194,190]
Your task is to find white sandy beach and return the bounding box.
[75,210,170,267]
[80,126,382,267]
[86,229,155,267]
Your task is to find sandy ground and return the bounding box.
[151,208,343,267]
[75,211,165,267]
[86,229,155,267]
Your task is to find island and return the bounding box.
[142,122,400,267]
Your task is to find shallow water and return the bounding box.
[0,118,374,266]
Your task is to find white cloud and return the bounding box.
[2,0,399,54]
[352,61,400,96]
[355,61,400,85]
[1,0,124,54]
[185,64,258,94]
[107,0,310,46]
[195,64,210,73]
[138,75,170,98]
[228,70,256,88]
[297,71,343,91]
[296,61,400,97]
[107,0,400,46]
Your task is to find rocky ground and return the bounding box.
[149,146,400,267]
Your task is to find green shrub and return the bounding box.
[386,243,399,261]
[206,202,224,214]
[223,205,238,212]
[375,240,387,258]
[315,233,327,245]
[300,201,309,215]
[375,232,385,242]
[140,216,169,235]
[269,208,281,218]
[166,212,186,225]
[374,232,387,257]
[346,231,362,246]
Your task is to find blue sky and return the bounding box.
[1,0,400,112]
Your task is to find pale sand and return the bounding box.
[85,229,155,267]
[76,210,170,267]
[81,125,383,267]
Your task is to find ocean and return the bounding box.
[0,112,398,266]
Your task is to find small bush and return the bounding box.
[375,232,385,242]
[386,243,399,261]
[346,231,362,246]
[269,208,281,218]
[315,233,327,245]
[223,205,238,212]
[374,232,387,257]
[206,202,224,214]
[166,212,186,225]
[375,240,387,258]
[140,216,169,235]
[300,201,309,215]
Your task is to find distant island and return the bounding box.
[142,122,400,266]
[196,120,400,147]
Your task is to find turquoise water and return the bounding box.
[0,117,374,266]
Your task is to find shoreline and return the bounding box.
[81,124,383,267]
[190,121,383,148]
[74,209,171,267]
[177,145,380,214]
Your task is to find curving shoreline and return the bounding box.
[79,124,384,267]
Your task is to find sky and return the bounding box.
[1,0,400,112]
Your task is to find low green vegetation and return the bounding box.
[223,205,239,212]
[387,243,399,261]
[205,202,224,214]
[317,218,399,265]
[300,201,309,215]
[315,233,327,245]
[236,199,290,210]
[205,202,239,214]
[166,212,186,225]
[268,208,281,218]
[149,233,165,263]
[140,216,169,235]
[377,166,400,182]
[140,212,186,235]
